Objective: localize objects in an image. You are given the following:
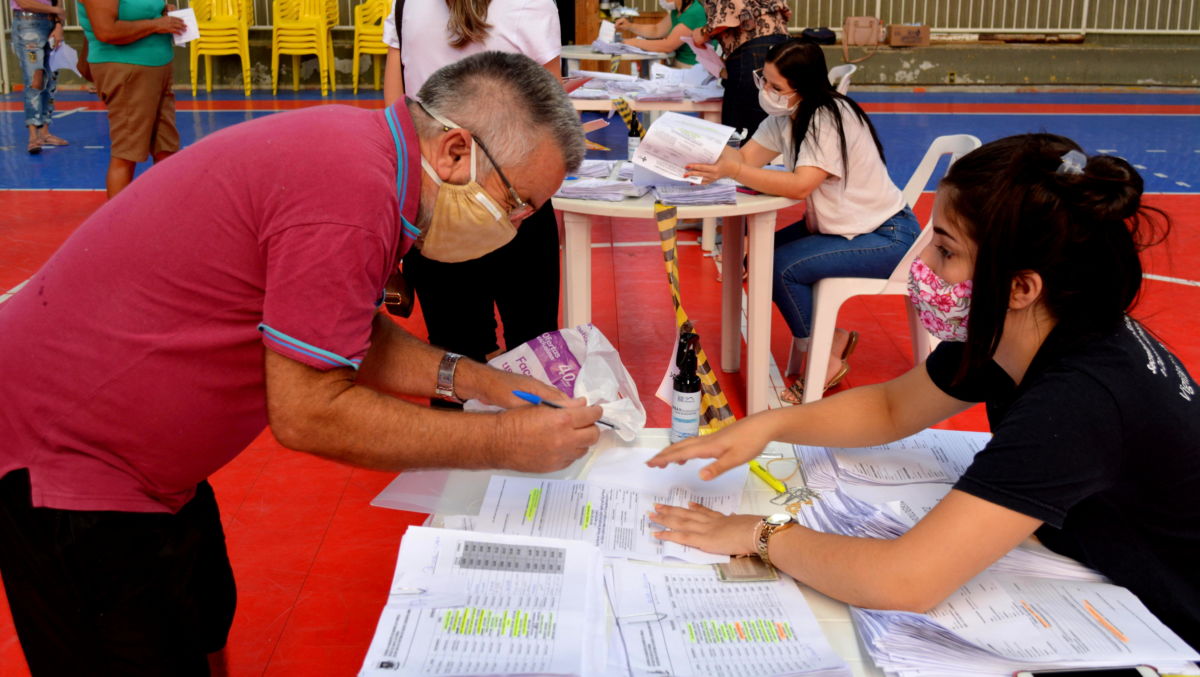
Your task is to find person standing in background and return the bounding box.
[694,0,790,138]
[615,0,707,67]
[10,0,68,153]
[382,0,565,407]
[78,0,184,197]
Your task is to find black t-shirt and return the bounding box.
[926,317,1200,649]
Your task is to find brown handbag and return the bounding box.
[841,16,883,63]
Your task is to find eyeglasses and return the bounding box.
[419,102,536,223]
[472,135,536,222]
[752,68,795,95]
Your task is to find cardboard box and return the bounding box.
[887,24,930,47]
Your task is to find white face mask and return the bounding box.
[757,84,797,116]
[658,0,674,10]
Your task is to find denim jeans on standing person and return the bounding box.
[773,206,921,339]
[11,13,57,127]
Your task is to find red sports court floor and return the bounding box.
[1,86,1198,675]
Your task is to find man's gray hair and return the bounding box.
[414,51,584,173]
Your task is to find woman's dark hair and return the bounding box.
[765,39,886,180]
[941,133,1169,375]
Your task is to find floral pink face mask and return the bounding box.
[908,258,972,342]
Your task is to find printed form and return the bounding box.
[854,571,1200,674]
[828,429,991,485]
[472,447,748,564]
[630,112,736,184]
[606,560,851,677]
[359,527,606,677]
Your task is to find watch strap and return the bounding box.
[434,351,463,400]
[755,520,794,568]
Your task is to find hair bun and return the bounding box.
[1076,155,1143,222]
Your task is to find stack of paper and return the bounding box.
[359,527,608,677]
[574,159,616,178]
[567,65,722,103]
[590,38,667,57]
[652,180,738,205]
[852,571,1200,677]
[555,178,650,201]
[605,559,852,677]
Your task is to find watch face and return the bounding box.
[765,512,792,526]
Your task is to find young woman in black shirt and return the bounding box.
[646,133,1200,648]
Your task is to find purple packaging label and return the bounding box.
[531,331,583,396]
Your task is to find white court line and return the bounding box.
[0,279,29,304]
[1145,273,1200,288]
[52,106,89,119]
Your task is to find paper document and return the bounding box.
[48,41,81,77]
[606,560,852,676]
[473,475,736,564]
[631,111,736,184]
[359,527,607,677]
[168,8,199,46]
[470,447,747,564]
[681,36,724,79]
[854,571,1200,675]
[815,429,991,486]
[598,20,616,43]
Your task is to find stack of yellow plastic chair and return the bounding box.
[351,0,388,93]
[271,0,335,95]
[189,0,252,96]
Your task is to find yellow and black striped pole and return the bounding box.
[611,96,644,139]
[654,201,736,432]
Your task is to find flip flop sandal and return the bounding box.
[779,360,851,405]
[841,330,860,361]
[27,140,42,155]
[39,134,68,146]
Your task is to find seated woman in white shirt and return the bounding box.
[685,39,919,403]
[652,133,1199,648]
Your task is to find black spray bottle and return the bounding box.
[670,339,701,443]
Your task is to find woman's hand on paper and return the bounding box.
[646,418,770,481]
[684,148,742,185]
[650,502,759,555]
[494,399,602,473]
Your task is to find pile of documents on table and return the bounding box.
[569,63,723,102]
[555,178,649,201]
[652,179,738,205]
[790,430,1200,676]
[361,445,855,677]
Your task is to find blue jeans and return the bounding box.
[11,13,57,128]
[773,206,921,338]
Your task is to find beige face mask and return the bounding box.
[418,138,517,263]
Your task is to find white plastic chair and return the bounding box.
[828,64,857,95]
[798,134,982,404]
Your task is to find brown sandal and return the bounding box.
[779,361,850,404]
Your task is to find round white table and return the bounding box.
[552,192,798,415]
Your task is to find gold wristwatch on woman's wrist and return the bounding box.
[754,512,795,568]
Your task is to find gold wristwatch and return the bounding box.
[754,512,795,568]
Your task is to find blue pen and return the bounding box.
[512,390,617,429]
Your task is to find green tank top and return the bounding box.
[78,0,174,67]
